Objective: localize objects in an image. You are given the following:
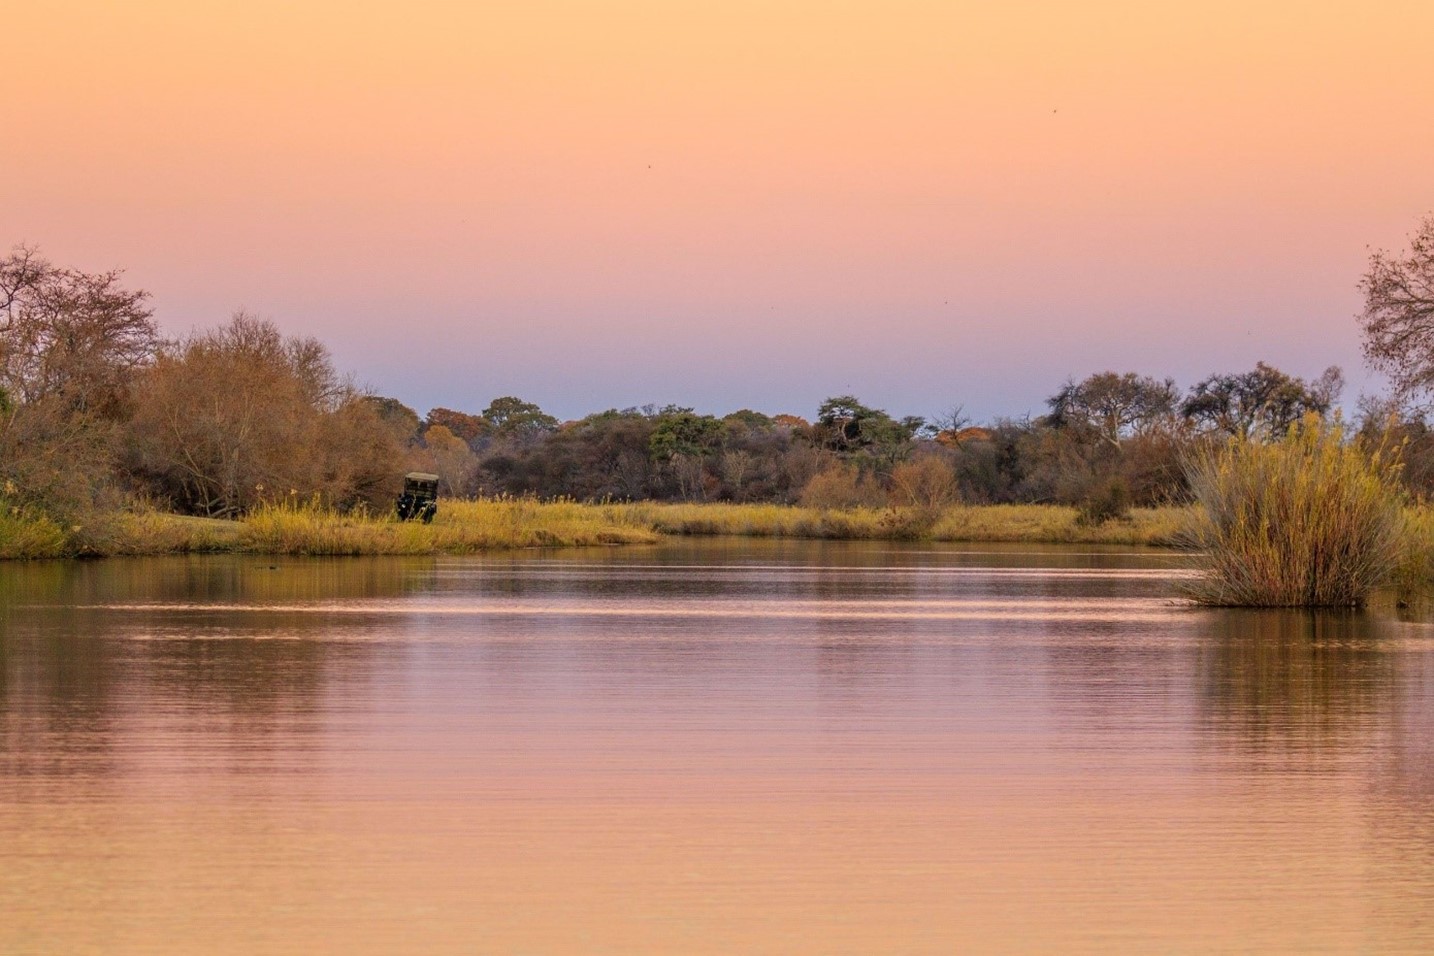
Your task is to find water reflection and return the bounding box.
[0,556,446,787]
[1197,609,1396,755]
[3,543,1434,953]
[0,552,444,606]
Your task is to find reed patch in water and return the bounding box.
[1183,417,1405,607]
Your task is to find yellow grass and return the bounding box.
[237,496,658,555]
[1392,504,1434,605]
[604,501,1189,546]
[1183,417,1406,606]
[80,510,242,555]
[26,493,1434,565]
[0,498,1199,559]
[931,504,1189,545]
[0,501,69,559]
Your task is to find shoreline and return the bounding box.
[1,500,1190,561]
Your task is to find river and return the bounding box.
[3,540,1432,953]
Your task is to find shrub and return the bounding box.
[888,456,959,510]
[1183,416,1404,606]
[1077,476,1132,525]
[797,463,886,509]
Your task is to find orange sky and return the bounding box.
[7,1,1433,419]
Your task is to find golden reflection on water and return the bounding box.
[3,542,1434,954]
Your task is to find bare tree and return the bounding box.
[410,424,478,496]
[888,456,959,510]
[0,246,157,413]
[1047,372,1179,447]
[0,246,49,329]
[127,313,402,516]
[928,404,971,438]
[1360,215,1434,404]
[0,247,159,515]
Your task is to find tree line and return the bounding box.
[4,213,1434,521]
[376,365,1346,513]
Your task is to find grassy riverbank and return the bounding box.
[605,501,1190,546]
[0,498,660,559]
[2,498,1193,560]
[11,496,1434,607]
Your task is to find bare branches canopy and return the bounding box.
[0,247,159,515]
[0,245,158,413]
[1360,214,1434,404]
[127,313,400,517]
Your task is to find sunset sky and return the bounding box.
[7,1,1433,422]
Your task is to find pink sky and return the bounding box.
[7,1,1433,421]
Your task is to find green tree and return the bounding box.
[1181,362,1342,439]
[721,408,774,431]
[366,396,422,443]
[814,395,919,464]
[648,408,722,460]
[482,396,558,438]
[649,408,722,500]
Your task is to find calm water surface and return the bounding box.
[3,540,1433,953]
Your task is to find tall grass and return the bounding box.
[76,509,241,556]
[1183,416,1405,606]
[0,500,69,559]
[0,496,1194,560]
[605,500,1187,545]
[1392,504,1434,606]
[239,496,658,555]
[930,503,1186,546]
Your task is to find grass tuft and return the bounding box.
[1182,416,1405,607]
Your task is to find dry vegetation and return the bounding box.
[1182,417,1406,606]
[1392,505,1434,606]
[7,486,1434,615]
[0,501,68,560]
[1,498,1190,559]
[9,231,1434,608]
[239,497,658,555]
[609,501,1188,546]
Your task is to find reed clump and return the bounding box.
[1391,504,1434,605]
[1182,416,1405,607]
